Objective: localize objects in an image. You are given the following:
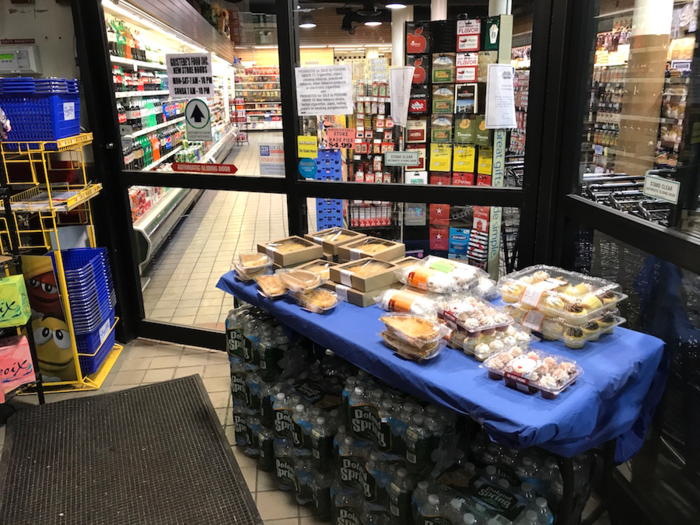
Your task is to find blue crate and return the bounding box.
[0,77,80,142]
[76,309,116,375]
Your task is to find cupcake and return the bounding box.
[474,343,491,359]
[599,290,618,310]
[581,295,603,313]
[574,282,592,295]
[541,318,564,341]
[554,278,570,292]
[501,283,524,303]
[532,270,550,283]
[515,331,531,347]
[564,303,587,325]
[598,312,616,334]
[564,326,585,349]
[544,294,566,314]
[582,320,600,342]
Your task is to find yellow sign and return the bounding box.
[453,145,476,173]
[478,146,493,175]
[297,136,318,158]
[429,144,452,172]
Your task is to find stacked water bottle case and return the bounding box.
[227,305,589,524]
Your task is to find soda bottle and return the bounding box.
[405,414,432,476]
[412,480,430,523]
[295,457,314,505]
[258,428,275,472]
[310,416,334,472]
[244,414,261,458]
[106,19,118,55]
[273,438,296,491]
[388,467,413,524]
[311,468,334,521]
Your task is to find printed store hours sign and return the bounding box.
[166,53,214,98]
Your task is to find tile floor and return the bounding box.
[141,132,318,330]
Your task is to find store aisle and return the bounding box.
[141,133,317,330]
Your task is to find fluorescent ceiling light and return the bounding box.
[365,20,382,27]
[386,3,406,9]
[300,13,316,28]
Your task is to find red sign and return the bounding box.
[409,99,428,113]
[171,163,238,174]
[326,128,355,149]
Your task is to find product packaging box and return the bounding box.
[432,54,456,83]
[454,116,477,143]
[323,282,399,308]
[258,236,323,267]
[296,259,340,280]
[330,258,398,292]
[449,227,471,260]
[337,237,406,263]
[406,54,431,84]
[474,116,493,146]
[390,256,422,269]
[477,51,498,82]
[406,22,431,54]
[304,228,366,256]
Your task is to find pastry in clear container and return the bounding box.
[256,275,287,298]
[379,314,443,347]
[396,265,455,294]
[294,288,339,313]
[375,289,438,318]
[277,269,323,292]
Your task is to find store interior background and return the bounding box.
[1,0,700,524]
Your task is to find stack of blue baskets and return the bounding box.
[0,77,80,147]
[56,248,117,375]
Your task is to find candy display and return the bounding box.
[484,348,582,399]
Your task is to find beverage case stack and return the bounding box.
[226,305,591,525]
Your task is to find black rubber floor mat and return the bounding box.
[0,376,262,525]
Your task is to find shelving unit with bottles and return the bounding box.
[235,66,283,131]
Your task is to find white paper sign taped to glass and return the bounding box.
[485,64,517,129]
[259,143,285,176]
[643,174,681,204]
[389,66,414,127]
[166,53,214,98]
[295,65,354,116]
[385,151,419,166]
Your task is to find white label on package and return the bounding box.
[457,53,479,66]
[520,279,563,307]
[313,236,323,243]
[265,247,275,258]
[295,65,354,116]
[98,319,111,344]
[63,102,75,121]
[457,19,481,35]
[166,53,214,98]
[335,284,349,302]
[340,269,353,287]
[350,248,363,260]
[522,310,545,331]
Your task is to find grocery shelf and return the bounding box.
[110,55,167,70]
[126,116,185,138]
[143,145,183,171]
[237,82,280,86]
[115,89,169,98]
[10,183,102,213]
[238,88,281,91]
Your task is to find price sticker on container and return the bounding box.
[522,310,545,331]
[327,128,355,149]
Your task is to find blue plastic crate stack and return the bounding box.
[54,248,117,375]
[0,77,80,146]
[315,149,344,230]
[226,305,588,525]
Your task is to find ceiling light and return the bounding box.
[365,20,382,26]
[300,13,316,28]
[386,3,406,9]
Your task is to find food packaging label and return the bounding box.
[388,293,416,313]
[350,248,363,260]
[406,267,432,290]
[521,310,545,331]
[335,284,349,302]
[340,269,353,287]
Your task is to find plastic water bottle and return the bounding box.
[310,416,334,472]
[292,403,310,448]
[259,382,279,428]
[542,457,563,502]
[534,497,553,525]
[363,504,391,524]
[333,425,347,460]
[420,494,443,521]
[245,369,261,411]
[520,481,536,501]
[244,414,261,458]
[411,480,430,523]
[516,456,537,480]
[257,428,275,472]
[312,468,334,521]
[273,437,295,491]
[405,413,432,476]
[225,307,248,363]
[230,361,248,408]
[294,457,314,505]
[449,498,465,524]
[482,443,501,465]
[332,481,364,524]
[463,513,477,525]
[231,404,248,446]
[366,451,391,505]
[389,467,413,524]
[485,465,499,483]
[343,376,358,417]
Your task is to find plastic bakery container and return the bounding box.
[437,295,513,337]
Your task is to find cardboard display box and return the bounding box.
[391,256,422,269]
[258,236,323,267]
[337,237,405,263]
[323,281,400,308]
[296,259,339,280]
[329,259,398,293]
[304,228,367,256]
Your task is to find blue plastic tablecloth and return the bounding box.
[218,272,665,461]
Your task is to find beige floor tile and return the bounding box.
[200,297,224,308]
[203,376,229,393]
[171,316,196,326]
[112,370,146,385]
[300,517,330,525]
[173,366,205,379]
[195,315,221,325]
[178,299,203,309]
[203,364,230,378]
[149,356,180,369]
[232,445,258,469]
[142,368,175,383]
[208,390,230,408]
[299,505,316,517]
[174,306,200,316]
[107,384,140,393]
[179,353,210,367]
[265,519,298,525]
[197,306,221,316]
[215,408,227,425]
[257,471,278,492]
[256,490,299,521]
[242,466,257,491]
[119,357,152,371]
[224,425,236,446]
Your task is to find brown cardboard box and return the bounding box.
[296,259,339,280]
[323,252,339,263]
[337,237,406,263]
[304,228,367,256]
[323,282,400,308]
[258,236,323,267]
[391,256,422,269]
[329,259,398,293]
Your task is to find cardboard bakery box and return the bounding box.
[296,259,339,280]
[323,282,400,308]
[337,237,406,263]
[258,236,323,267]
[304,228,367,256]
[329,258,398,293]
[391,256,422,269]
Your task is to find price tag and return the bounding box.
[335,284,349,302]
[340,269,353,287]
[327,128,356,149]
[522,310,545,331]
[520,285,547,307]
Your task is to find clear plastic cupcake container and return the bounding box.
[503,304,626,349]
[375,288,439,318]
[436,295,513,337]
[498,265,627,324]
[450,323,536,361]
[483,348,583,399]
[277,268,326,292]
